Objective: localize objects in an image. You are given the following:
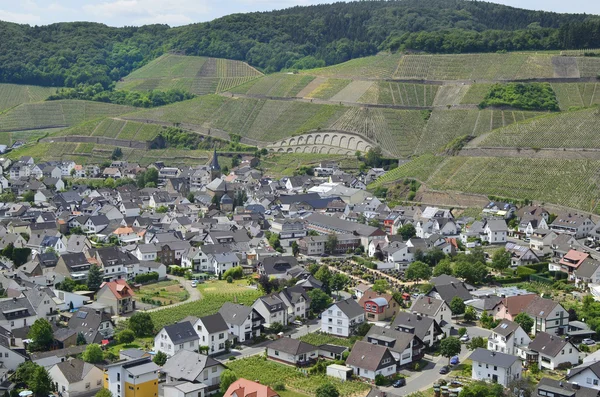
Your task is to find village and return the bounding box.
[0,151,599,397]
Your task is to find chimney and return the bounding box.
[10,337,15,347]
[428,297,431,304]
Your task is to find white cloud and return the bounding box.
[0,9,42,24]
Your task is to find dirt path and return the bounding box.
[145,275,202,313]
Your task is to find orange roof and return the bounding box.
[100,279,135,299]
[501,294,537,317]
[74,165,83,170]
[224,379,279,397]
[559,249,589,269]
[113,227,134,235]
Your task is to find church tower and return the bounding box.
[210,147,221,179]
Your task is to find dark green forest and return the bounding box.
[1,0,599,87]
[479,83,560,111]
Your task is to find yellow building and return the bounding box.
[104,357,159,397]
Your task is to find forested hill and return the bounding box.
[1,0,600,87]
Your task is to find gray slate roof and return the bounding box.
[468,347,519,368]
[330,298,364,319]
[346,341,393,372]
[163,321,198,344]
[528,332,573,358]
[392,312,437,341]
[54,359,99,383]
[537,377,599,397]
[267,338,317,355]
[492,319,520,337]
[218,302,253,326]
[162,350,223,382]
[197,313,229,334]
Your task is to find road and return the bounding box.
[379,323,492,395]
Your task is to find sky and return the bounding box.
[1,0,599,27]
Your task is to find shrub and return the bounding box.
[134,272,159,284]
[227,276,233,284]
[273,383,286,391]
[516,267,536,276]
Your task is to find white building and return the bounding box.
[104,357,159,397]
[193,314,229,356]
[484,220,508,244]
[320,298,365,337]
[48,358,104,397]
[346,341,397,381]
[469,348,522,387]
[154,322,199,357]
[567,360,600,390]
[252,295,288,328]
[218,302,262,343]
[527,332,579,370]
[487,320,531,358]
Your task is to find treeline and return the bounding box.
[479,83,559,111]
[1,0,600,86]
[150,128,256,152]
[47,84,194,107]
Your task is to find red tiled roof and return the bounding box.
[559,249,589,269]
[100,279,134,300]
[224,379,279,397]
[500,294,537,317]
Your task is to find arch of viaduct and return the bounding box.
[267,131,374,154]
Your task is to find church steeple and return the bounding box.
[210,147,221,179]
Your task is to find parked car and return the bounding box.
[393,379,406,388]
[450,356,460,365]
[583,338,596,345]
[439,366,450,374]
[292,320,303,326]
[191,281,197,287]
[460,334,470,343]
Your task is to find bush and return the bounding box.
[223,266,244,280]
[516,267,536,276]
[375,374,387,386]
[579,344,590,352]
[556,362,573,370]
[273,383,286,391]
[134,272,159,284]
[524,262,547,272]
[226,276,233,283]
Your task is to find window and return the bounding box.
[3,353,7,358]
[594,379,599,386]
[97,380,101,386]
[494,366,497,371]
[275,351,279,356]
[337,311,342,316]
[337,328,342,334]
[212,366,217,373]
[219,333,224,339]
[86,383,90,389]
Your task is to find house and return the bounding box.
[524,297,569,336]
[55,252,91,282]
[278,286,310,322]
[391,312,444,347]
[96,280,135,315]
[559,250,590,278]
[193,314,229,356]
[346,341,397,381]
[574,258,600,287]
[49,358,104,397]
[257,256,302,280]
[550,213,595,238]
[487,320,531,357]
[567,360,600,390]
[252,295,288,328]
[469,348,522,387]
[154,321,199,357]
[161,350,226,393]
[270,219,307,239]
[164,382,207,397]
[224,379,279,397]
[517,216,548,238]
[104,357,159,397]
[483,201,516,219]
[409,295,451,326]
[536,377,600,397]
[321,298,365,338]
[358,290,397,321]
[305,212,386,249]
[492,293,538,321]
[218,302,263,343]
[0,296,38,331]
[484,219,508,244]
[505,242,540,267]
[428,281,472,304]
[527,332,579,370]
[266,338,318,366]
[365,325,424,366]
[119,348,151,362]
[68,307,114,344]
[0,332,27,370]
[298,234,361,256]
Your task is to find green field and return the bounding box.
[358,81,439,106]
[372,155,600,212]
[117,53,262,95]
[0,83,58,113]
[304,53,402,79]
[479,107,600,149]
[227,356,369,397]
[0,100,135,132]
[58,118,164,141]
[552,83,600,110]
[229,73,316,97]
[0,128,64,146]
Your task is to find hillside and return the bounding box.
[1,0,600,87]
[0,84,58,112]
[117,54,262,95]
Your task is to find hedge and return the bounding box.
[134,272,159,284]
[516,267,536,276]
[524,262,548,272]
[494,276,525,285]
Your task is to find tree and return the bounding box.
[450,297,466,315]
[87,264,103,291]
[95,390,113,397]
[117,329,135,344]
[433,259,453,277]
[453,260,488,284]
[459,381,503,397]
[27,319,54,351]
[31,366,52,397]
[424,249,446,266]
[480,311,499,329]
[315,265,332,293]
[466,336,487,350]
[514,312,534,334]
[257,274,275,294]
[186,192,195,203]
[316,383,340,397]
[364,147,383,168]
[330,273,349,298]
[464,306,477,322]
[405,261,432,284]
[220,369,238,393]
[397,223,416,240]
[356,322,373,337]
[440,337,461,364]
[77,332,87,345]
[291,241,299,257]
[129,312,154,337]
[308,289,332,313]
[372,279,389,293]
[491,250,511,271]
[23,191,35,203]
[324,233,338,254]
[111,147,123,160]
[83,344,104,363]
[153,351,167,366]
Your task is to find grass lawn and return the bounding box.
[107,337,154,357]
[279,390,311,397]
[137,280,189,305]
[227,356,369,397]
[198,279,255,295]
[298,332,355,348]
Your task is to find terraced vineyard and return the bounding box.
[552,83,600,109]
[393,53,557,80]
[229,73,316,97]
[479,108,600,149]
[304,54,402,79]
[58,118,163,142]
[368,154,446,188]
[0,84,58,112]
[359,82,439,106]
[306,79,352,99]
[460,83,494,104]
[0,101,135,132]
[117,53,262,95]
[0,128,63,146]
